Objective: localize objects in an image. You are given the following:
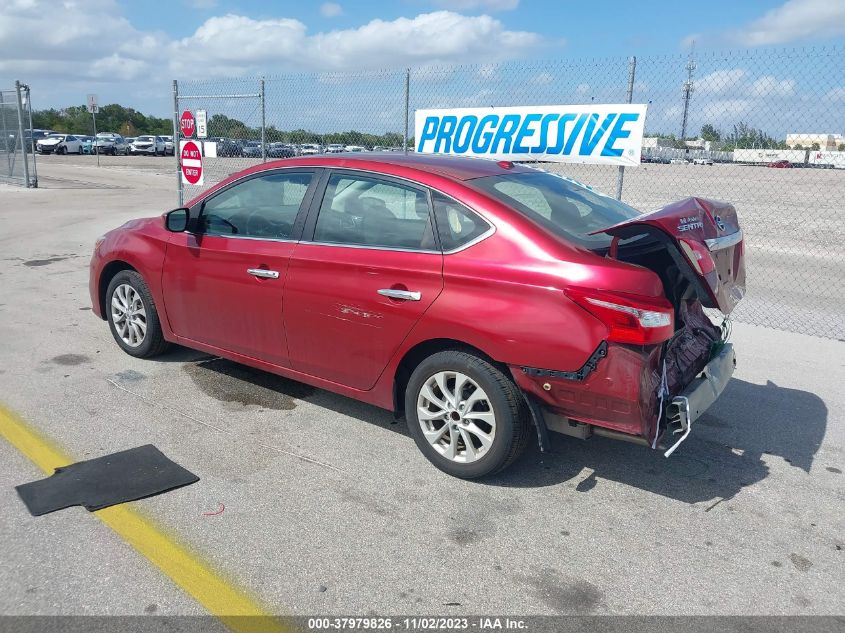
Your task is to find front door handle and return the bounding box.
[247,268,280,279]
[378,288,421,301]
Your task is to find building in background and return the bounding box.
[785,133,845,150]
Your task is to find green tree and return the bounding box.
[700,124,721,142]
[838,143,845,151]
[810,142,821,150]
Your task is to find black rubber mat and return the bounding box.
[15,444,199,516]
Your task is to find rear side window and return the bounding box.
[201,172,313,239]
[313,173,436,250]
[470,170,641,249]
[431,191,491,251]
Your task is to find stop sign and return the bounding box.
[180,110,195,138]
[181,141,203,185]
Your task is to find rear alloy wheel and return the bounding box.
[405,350,530,478]
[106,270,169,358]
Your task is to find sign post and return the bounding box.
[87,93,99,166]
[196,109,207,139]
[180,140,203,186]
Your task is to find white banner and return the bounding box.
[415,104,647,166]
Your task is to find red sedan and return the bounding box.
[90,154,745,478]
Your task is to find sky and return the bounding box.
[1,0,844,136]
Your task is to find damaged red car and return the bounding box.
[89,154,745,478]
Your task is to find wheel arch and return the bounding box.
[98,260,138,320]
[392,337,506,417]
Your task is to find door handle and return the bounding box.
[378,288,421,301]
[247,268,280,279]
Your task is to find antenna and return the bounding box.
[680,42,696,141]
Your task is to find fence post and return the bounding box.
[615,56,636,200]
[14,80,31,188]
[404,68,410,154]
[260,77,266,162]
[0,91,11,178]
[172,80,183,206]
[24,85,37,187]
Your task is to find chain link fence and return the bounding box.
[174,47,845,339]
[0,81,37,188]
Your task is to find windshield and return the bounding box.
[469,170,641,249]
[137,136,153,141]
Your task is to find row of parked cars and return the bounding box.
[209,139,406,158]
[27,129,175,156]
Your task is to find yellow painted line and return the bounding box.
[0,404,290,633]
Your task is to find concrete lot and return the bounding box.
[0,157,843,617]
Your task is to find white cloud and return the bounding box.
[696,69,746,94]
[825,87,845,102]
[734,0,845,46]
[749,75,795,97]
[529,71,554,85]
[430,0,519,11]
[699,99,753,120]
[320,2,343,18]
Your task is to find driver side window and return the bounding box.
[201,172,313,239]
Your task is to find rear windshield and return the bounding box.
[469,170,641,249]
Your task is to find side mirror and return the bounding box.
[165,208,189,232]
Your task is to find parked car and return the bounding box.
[214,138,243,157]
[692,157,714,165]
[670,158,689,164]
[241,141,262,158]
[80,136,96,154]
[89,154,745,479]
[160,135,175,155]
[129,135,166,156]
[94,133,128,155]
[267,142,296,158]
[767,159,793,168]
[344,145,367,152]
[299,143,322,155]
[325,144,345,153]
[124,137,137,148]
[36,133,83,154]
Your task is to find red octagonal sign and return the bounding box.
[179,110,195,138]
[181,141,203,185]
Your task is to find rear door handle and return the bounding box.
[247,268,280,279]
[378,288,421,301]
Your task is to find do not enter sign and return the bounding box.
[181,141,203,185]
[180,110,195,138]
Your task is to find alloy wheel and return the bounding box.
[110,284,147,347]
[417,371,496,463]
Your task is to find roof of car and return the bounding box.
[263,152,535,181]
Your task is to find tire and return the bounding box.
[105,270,170,358]
[405,350,530,479]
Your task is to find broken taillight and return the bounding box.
[565,288,674,345]
[679,238,716,275]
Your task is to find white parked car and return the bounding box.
[670,158,689,164]
[36,134,83,155]
[344,145,367,152]
[160,135,175,155]
[129,135,166,156]
[299,143,322,155]
[325,144,345,153]
[692,157,714,165]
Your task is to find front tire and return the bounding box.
[105,270,169,358]
[405,350,530,479]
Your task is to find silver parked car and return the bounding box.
[95,133,128,155]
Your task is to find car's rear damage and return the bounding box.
[511,197,745,457]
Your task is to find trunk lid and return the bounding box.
[594,197,746,314]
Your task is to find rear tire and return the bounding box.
[405,350,530,479]
[105,270,170,358]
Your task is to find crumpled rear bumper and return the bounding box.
[662,343,736,456]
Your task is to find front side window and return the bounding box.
[313,173,436,250]
[200,171,313,239]
[469,170,641,249]
[431,191,491,251]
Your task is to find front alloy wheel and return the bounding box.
[110,283,147,347]
[105,270,169,358]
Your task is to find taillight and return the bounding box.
[679,239,716,275]
[565,288,674,345]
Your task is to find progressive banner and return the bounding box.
[414,104,648,166]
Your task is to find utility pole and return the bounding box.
[680,44,696,142]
